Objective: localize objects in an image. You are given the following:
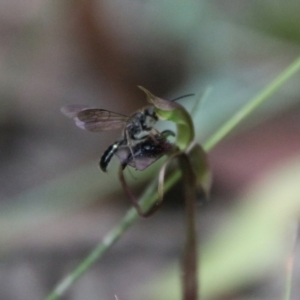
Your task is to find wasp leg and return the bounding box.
[124,129,139,169]
[148,129,176,144]
[119,165,162,217]
[160,129,176,139]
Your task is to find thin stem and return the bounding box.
[179,154,198,300]
[45,55,300,300]
[45,207,139,300]
[204,56,300,151]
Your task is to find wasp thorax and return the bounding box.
[126,108,158,140]
[143,107,158,129]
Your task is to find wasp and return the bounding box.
[115,130,176,171]
[61,104,166,172]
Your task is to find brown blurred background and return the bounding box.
[1,0,300,299]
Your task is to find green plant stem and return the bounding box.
[179,154,198,300]
[204,56,300,151]
[45,55,300,300]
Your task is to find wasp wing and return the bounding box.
[61,104,92,118]
[61,105,128,132]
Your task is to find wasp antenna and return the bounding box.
[171,93,195,102]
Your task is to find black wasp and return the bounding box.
[61,104,164,172]
[115,130,175,171]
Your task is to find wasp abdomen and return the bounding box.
[100,140,125,172]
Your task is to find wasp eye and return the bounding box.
[144,107,158,121]
[144,108,154,116]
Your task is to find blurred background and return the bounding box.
[1,0,300,299]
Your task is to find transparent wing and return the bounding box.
[61,104,92,118]
[61,105,128,132]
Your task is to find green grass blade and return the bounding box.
[204,56,300,151]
